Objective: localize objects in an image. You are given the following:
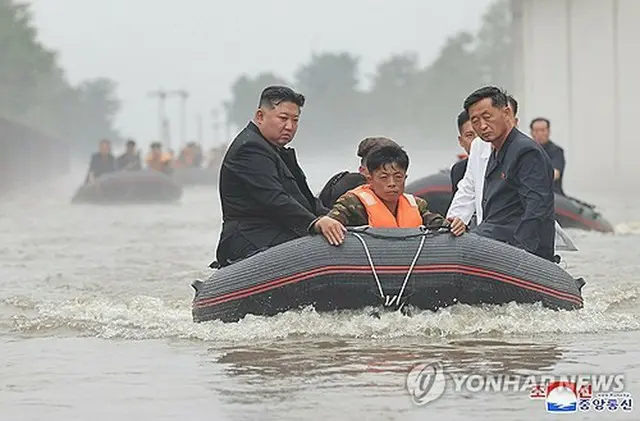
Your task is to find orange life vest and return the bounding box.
[350,185,422,228]
[146,152,171,171]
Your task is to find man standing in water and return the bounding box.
[462,86,555,261]
[530,117,566,195]
[215,86,345,267]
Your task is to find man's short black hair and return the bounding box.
[126,139,136,147]
[457,110,470,133]
[366,145,410,174]
[507,95,518,116]
[530,117,551,129]
[258,85,305,109]
[463,86,509,113]
[150,142,162,149]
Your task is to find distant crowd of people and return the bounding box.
[84,139,227,184]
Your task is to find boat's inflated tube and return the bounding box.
[192,227,585,323]
[71,169,183,204]
[172,167,218,186]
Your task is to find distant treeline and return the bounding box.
[0,1,122,154]
[224,0,513,151]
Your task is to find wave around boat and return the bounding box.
[191,227,585,323]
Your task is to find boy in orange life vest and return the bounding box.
[317,145,461,239]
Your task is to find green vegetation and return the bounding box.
[0,0,121,152]
[224,0,513,151]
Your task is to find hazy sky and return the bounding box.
[30,0,492,149]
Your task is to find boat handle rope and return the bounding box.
[351,232,427,309]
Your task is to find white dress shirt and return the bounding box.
[447,137,491,225]
[447,135,577,252]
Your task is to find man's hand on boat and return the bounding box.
[447,216,467,236]
[313,216,347,246]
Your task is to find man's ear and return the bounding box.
[255,108,264,123]
[365,172,373,183]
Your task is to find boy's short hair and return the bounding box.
[365,145,409,174]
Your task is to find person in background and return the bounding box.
[206,144,227,169]
[318,136,400,208]
[450,110,476,195]
[85,139,115,184]
[462,86,555,261]
[318,145,460,240]
[174,142,200,168]
[530,117,566,195]
[116,139,142,171]
[146,142,172,174]
[193,143,204,167]
[215,85,344,267]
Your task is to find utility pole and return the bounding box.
[211,108,220,145]
[196,114,203,145]
[168,89,189,148]
[148,90,167,146]
[162,118,172,152]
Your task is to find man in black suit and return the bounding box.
[116,139,142,171]
[463,86,556,261]
[450,110,475,194]
[85,139,116,184]
[215,86,346,267]
[530,117,566,195]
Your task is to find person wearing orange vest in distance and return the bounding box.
[145,142,173,174]
[313,144,465,243]
[174,143,194,169]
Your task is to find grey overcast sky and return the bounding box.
[30,0,492,148]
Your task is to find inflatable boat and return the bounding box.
[172,167,218,186]
[191,227,585,323]
[71,169,183,204]
[406,171,614,233]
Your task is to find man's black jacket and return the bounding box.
[215,122,328,266]
[450,158,468,195]
[318,171,367,208]
[85,153,115,184]
[474,127,556,261]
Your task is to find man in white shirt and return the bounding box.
[446,96,576,252]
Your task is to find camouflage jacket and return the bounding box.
[326,192,448,229]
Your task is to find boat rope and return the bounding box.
[352,231,427,308]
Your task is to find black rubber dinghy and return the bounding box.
[406,171,614,233]
[71,169,183,204]
[191,228,585,323]
[172,167,218,186]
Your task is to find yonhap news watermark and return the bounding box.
[405,361,634,413]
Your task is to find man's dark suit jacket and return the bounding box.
[215,122,328,267]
